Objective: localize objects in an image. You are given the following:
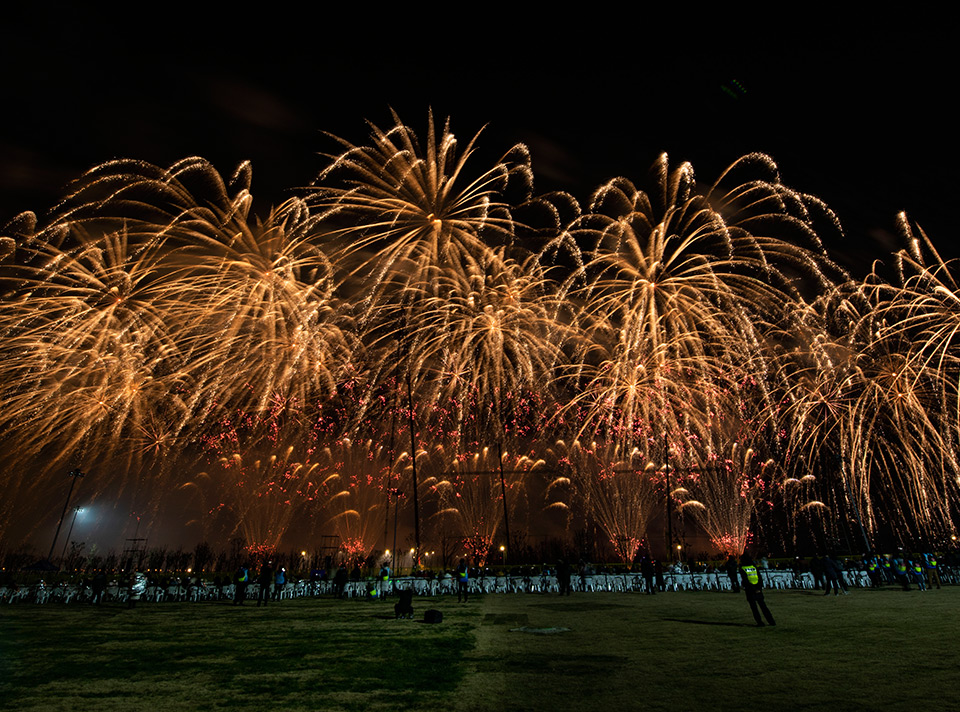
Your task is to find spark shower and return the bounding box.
[1,114,957,560]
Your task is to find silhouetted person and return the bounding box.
[257,562,273,606]
[725,555,740,593]
[91,570,107,605]
[640,555,655,595]
[822,554,848,596]
[333,566,348,599]
[809,555,825,591]
[556,559,572,596]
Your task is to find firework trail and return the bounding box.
[311,112,533,315]
[196,446,319,554]
[1,118,957,555]
[778,238,959,548]
[561,153,841,456]
[549,439,661,562]
[407,248,571,438]
[676,441,774,556]
[0,213,192,539]
[431,444,542,564]
[312,437,400,561]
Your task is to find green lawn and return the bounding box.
[1,587,956,711]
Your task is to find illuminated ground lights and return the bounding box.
[1,115,958,558]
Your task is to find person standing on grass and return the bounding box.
[234,563,250,605]
[865,555,882,588]
[640,554,656,595]
[379,562,391,600]
[456,558,469,603]
[725,555,740,593]
[257,561,273,607]
[892,556,911,591]
[557,559,572,596]
[809,554,824,591]
[739,553,776,628]
[880,554,895,584]
[333,565,348,599]
[924,553,942,590]
[91,569,107,605]
[822,554,847,596]
[910,558,927,591]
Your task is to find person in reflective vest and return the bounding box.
[234,564,250,605]
[456,558,469,603]
[865,555,882,588]
[910,559,926,591]
[924,553,942,590]
[739,553,776,627]
[379,563,391,600]
[893,557,910,591]
[880,556,895,584]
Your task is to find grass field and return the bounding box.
[1,587,957,711]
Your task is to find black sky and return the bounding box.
[1,9,954,549]
[2,9,954,272]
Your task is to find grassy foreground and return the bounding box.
[1,587,957,711]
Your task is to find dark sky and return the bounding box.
[2,10,952,550]
[1,9,953,272]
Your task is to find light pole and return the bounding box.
[47,469,85,566]
[397,317,422,568]
[59,506,83,568]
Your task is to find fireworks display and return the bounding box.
[2,115,958,559]
[549,439,661,562]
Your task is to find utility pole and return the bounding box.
[47,469,85,566]
[398,316,421,568]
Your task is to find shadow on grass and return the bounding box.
[528,601,629,612]
[662,617,756,627]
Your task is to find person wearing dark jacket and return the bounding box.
[333,566,349,599]
[724,555,740,593]
[256,562,273,607]
[809,554,825,591]
[640,555,656,595]
[822,554,848,596]
[740,553,776,627]
[556,559,572,596]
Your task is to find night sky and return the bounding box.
[1,9,954,551]
[2,11,953,273]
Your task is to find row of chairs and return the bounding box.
[4,567,954,604]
